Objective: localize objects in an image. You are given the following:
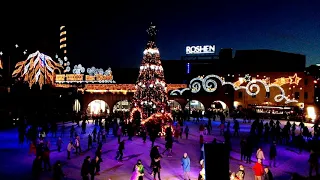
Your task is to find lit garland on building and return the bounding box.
[132,23,168,117]
[170,73,302,104]
[59,25,70,73]
[12,51,63,89]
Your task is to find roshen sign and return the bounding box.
[186,45,215,54]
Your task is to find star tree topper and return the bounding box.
[146,22,158,40]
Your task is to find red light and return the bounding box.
[314,80,317,83]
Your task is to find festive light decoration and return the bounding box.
[170,74,299,104]
[273,73,301,86]
[74,84,187,94]
[55,66,115,83]
[132,23,169,117]
[73,64,85,74]
[12,51,63,89]
[130,107,145,120]
[141,113,173,136]
[60,25,70,72]
[289,73,302,85]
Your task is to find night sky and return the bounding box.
[1,1,320,69]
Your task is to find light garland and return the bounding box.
[170,74,299,104]
[130,107,144,120]
[55,66,116,83]
[12,51,63,89]
[59,26,70,73]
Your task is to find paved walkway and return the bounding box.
[0,119,317,179]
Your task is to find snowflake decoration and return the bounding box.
[73,64,85,74]
[87,66,97,76]
[105,67,112,76]
[58,58,63,65]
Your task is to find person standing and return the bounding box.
[116,140,125,162]
[43,146,52,171]
[181,153,191,180]
[67,140,74,160]
[240,138,246,161]
[117,126,122,143]
[150,146,160,168]
[269,142,277,167]
[132,159,144,180]
[256,147,265,164]
[81,156,91,180]
[263,167,273,180]
[90,156,100,180]
[253,159,264,180]
[32,156,42,180]
[152,155,161,180]
[308,150,319,177]
[236,165,245,180]
[88,134,93,150]
[185,125,189,140]
[75,136,81,155]
[52,160,65,180]
[56,137,63,152]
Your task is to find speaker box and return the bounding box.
[204,143,230,180]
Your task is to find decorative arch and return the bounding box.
[130,107,144,120]
[185,100,205,111]
[211,100,228,110]
[113,100,131,112]
[87,99,110,115]
[168,100,182,110]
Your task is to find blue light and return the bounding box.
[187,63,190,74]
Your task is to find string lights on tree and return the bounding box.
[132,22,169,118]
[12,51,63,89]
[170,74,301,104]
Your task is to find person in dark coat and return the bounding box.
[90,156,100,180]
[43,146,52,171]
[264,167,273,180]
[32,155,42,180]
[308,150,319,177]
[269,142,277,167]
[52,160,65,180]
[152,155,161,180]
[115,140,125,161]
[81,156,91,180]
[150,146,160,167]
[88,134,93,150]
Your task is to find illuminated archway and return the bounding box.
[211,100,228,110]
[73,99,81,112]
[113,100,131,112]
[130,107,144,120]
[168,100,181,110]
[87,100,110,115]
[185,100,205,111]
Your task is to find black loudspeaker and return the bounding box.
[204,143,230,180]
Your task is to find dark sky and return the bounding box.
[1,1,320,69]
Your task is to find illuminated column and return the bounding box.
[60,26,70,73]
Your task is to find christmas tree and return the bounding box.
[132,23,168,118]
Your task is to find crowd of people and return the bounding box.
[14,110,320,179]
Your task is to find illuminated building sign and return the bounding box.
[186,45,215,55]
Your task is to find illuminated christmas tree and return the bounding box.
[132,23,168,118]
